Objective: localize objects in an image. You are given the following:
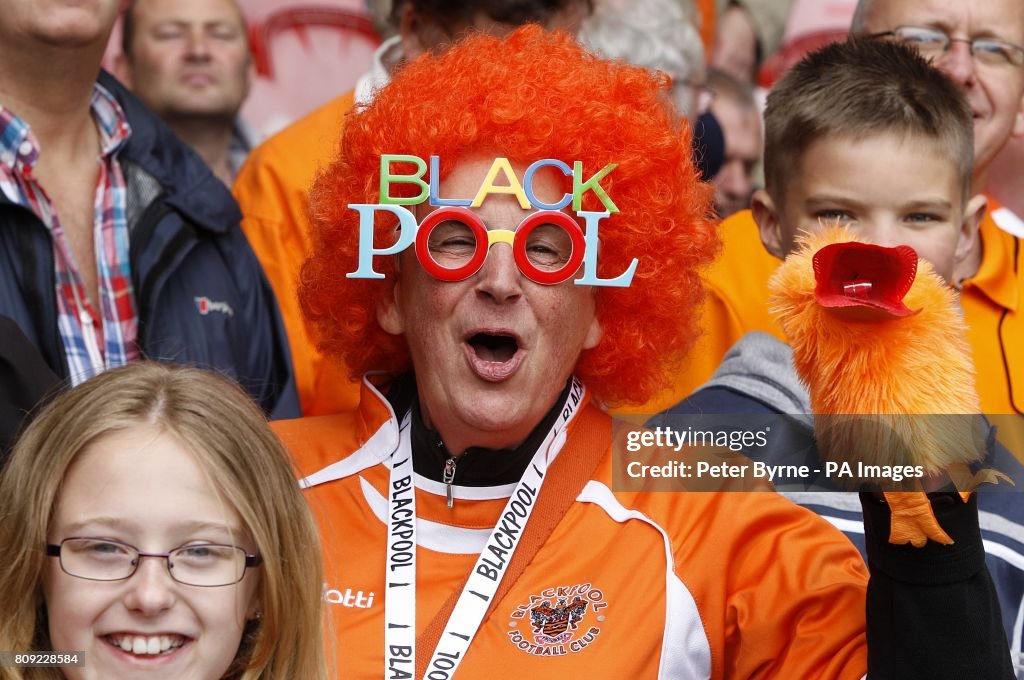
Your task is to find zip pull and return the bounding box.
[443,457,458,509]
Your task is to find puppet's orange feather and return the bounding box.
[768,227,986,546]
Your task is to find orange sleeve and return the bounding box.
[233,93,362,416]
[670,492,868,679]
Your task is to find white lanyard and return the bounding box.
[385,428,418,678]
[384,378,586,680]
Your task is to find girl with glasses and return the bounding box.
[0,362,327,680]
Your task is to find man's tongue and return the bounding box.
[470,333,518,362]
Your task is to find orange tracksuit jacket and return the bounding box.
[234,92,360,417]
[273,379,871,679]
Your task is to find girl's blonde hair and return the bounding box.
[0,362,327,680]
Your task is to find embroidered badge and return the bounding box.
[194,296,235,317]
[507,583,607,656]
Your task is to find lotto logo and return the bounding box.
[322,584,375,608]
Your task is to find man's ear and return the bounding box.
[1013,92,1024,138]
[957,193,988,265]
[582,314,602,351]
[376,281,405,336]
[112,54,134,88]
[396,4,424,60]
[751,189,786,259]
[396,4,450,61]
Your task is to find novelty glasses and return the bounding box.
[414,206,585,284]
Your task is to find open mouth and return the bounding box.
[105,633,188,657]
[468,333,519,362]
[812,241,921,320]
[463,331,524,381]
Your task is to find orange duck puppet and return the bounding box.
[768,226,1009,547]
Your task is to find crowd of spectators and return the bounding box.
[1,0,1023,677]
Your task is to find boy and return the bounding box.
[752,44,983,287]
[654,38,1024,666]
[642,0,1024,442]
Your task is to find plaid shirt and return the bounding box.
[0,84,138,385]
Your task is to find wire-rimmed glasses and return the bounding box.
[47,537,261,587]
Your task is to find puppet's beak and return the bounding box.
[812,241,921,321]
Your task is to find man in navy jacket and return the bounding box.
[0,1,298,453]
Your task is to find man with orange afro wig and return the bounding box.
[272,26,1009,679]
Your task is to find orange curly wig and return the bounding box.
[300,26,717,406]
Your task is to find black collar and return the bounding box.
[386,374,573,487]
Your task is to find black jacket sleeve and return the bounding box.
[0,315,61,467]
[862,492,1014,679]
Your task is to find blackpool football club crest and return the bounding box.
[506,583,608,656]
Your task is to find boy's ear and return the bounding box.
[956,193,988,265]
[752,189,786,260]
